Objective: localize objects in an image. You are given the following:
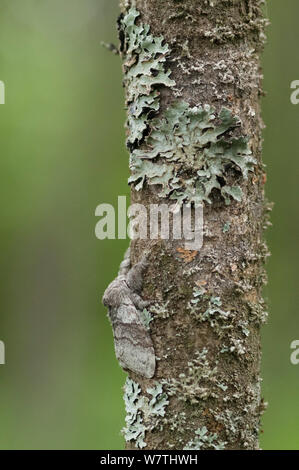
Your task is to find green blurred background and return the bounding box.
[0,0,298,450]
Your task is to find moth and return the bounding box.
[102,248,156,379]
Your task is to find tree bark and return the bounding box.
[105,0,270,450]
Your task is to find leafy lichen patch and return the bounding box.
[188,288,231,330]
[140,308,154,330]
[187,286,253,357]
[162,348,220,404]
[120,7,175,147]
[122,378,169,449]
[129,101,255,205]
[183,426,226,450]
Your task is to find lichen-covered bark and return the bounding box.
[113,0,269,450]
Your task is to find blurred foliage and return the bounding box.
[0,0,298,450]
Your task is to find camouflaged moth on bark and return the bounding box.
[102,248,156,379]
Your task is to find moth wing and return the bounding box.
[112,303,155,379]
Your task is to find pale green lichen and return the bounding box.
[122,378,169,449]
[217,382,228,392]
[149,300,171,319]
[183,426,226,450]
[162,411,187,432]
[223,221,231,233]
[129,101,255,205]
[146,382,169,417]
[188,287,250,356]
[188,288,231,335]
[239,320,250,337]
[140,308,153,330]
[247,300,268,325]
[123,9,255,206]
[220,338,246,356]
[212,408,242,440]
[203,12,269,46]
[123,378,146,448]
[121,8,175,147]
[162,348,219,404]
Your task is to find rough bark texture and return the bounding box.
[106,0,270,450]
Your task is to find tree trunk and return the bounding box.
[104,0,270,450]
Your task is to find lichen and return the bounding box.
[122,378,147,448]
[183,426,226,450]
[129,101,255,205]
[211,408,242,440]
[188,288,231,335]
[149,300,171,319]
[223,222,230,233]
[176,48,262,98]
[162,348,219,404]
[203,17,269,45]
[122,378,169,449]
[162,411,187,432]
[188,287,251,357]
[146,382,169,418]
[220,338,246,356]
[140,308,153,330]
[198,0,269,46]
[247,300,268,325]
[120,7,175,147]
